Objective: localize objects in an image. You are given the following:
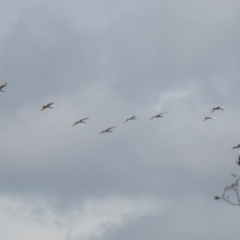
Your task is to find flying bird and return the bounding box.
[72,117,89,126]
[232,144,240,149]
[40,102,54,111]
[123,115,137,124]
[0,82,7,93]
[149,112,167,120]
[236,156,240,166]
[203,116,216,121]
[99,126,115,134]
[211,106,224,113]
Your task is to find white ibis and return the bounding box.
[232,144,240,149]
[99,126,115,134]
[0,82,7,93]
[72,117,89,126]
[123,115,137,124]
[211,106,224,113]
[203,116,216,121]
[149,112,167,120]
[40,102,54,111]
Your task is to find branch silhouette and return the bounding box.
[215,174,240,206]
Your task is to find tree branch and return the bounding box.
[215,175,240,206]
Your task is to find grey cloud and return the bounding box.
[0,1,240,239]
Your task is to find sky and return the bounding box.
[0,0,240,239]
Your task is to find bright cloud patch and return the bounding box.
[0,196,163,240]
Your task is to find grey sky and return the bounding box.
[1,0,240,239]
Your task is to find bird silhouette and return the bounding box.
[0,82,7,93]
[211,106,224,113]
[40,102,54,111]
[99,126,115,134]
[123,115,137,124]
[203,116,216,121]
[72,117,89,126]
[149,112,167,120]
[236,156,240,166]
[232,144,240,149]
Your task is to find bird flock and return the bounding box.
[39,101,169,134]
[1,82,240,165]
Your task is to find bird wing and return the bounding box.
[123,119,129,124]
[0,82,7,89]
[46,102,54,107]
[80,117,89,121]
[160,111,167,115]
[149,114,158,120]
[232,144,240,149]
[72,121,78,126]
[203,117,208,121]
[107,126,115,131]
[101,126,115,132]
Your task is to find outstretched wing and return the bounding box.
[107,126,115,131]
[0,82,7,89]
[72,121,79,126]
[233,144,240,149]
[80,117,89,121]
[46,102,54,107]
[123,119,129,124]
[149,114,158,120]
[160,111,167,115]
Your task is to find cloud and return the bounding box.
[0,196,162,240]
[154,87,195,112]
[0,0,240,239]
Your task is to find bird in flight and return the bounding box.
[236,156,240,166]
[203,116,216,121]
[72,117,89,126]
[149,112,167,120]
[123,115,137,124]
[99,126,115,134]
[40,102,54,111]
[0,82,7,93]
[211,106,224,113]
[232,144,240,149]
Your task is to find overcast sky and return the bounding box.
[1,0,240,239]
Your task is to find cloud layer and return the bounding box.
[1,0,240,239]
